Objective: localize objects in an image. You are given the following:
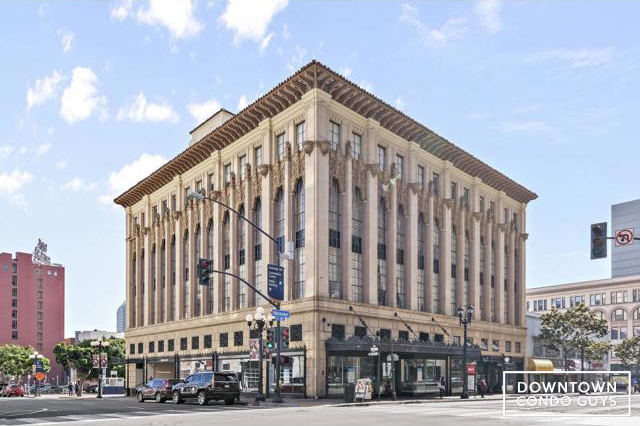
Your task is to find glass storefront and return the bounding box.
[327,356,377,396]
[400,358,446,396]
[268,354,305,396]
[179,358,213,378]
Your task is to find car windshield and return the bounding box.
[167,380,181,385]
[201,372,213,383]
[214,373,237,382]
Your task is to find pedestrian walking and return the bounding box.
[439,376,446,399]
[74,381,79,396]
[479,378,487,398]
[68,383,73,396]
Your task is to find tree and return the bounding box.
[614,336,640,376]
[539,304,608,371]
[0,344,50,381]
[584,341,612,370]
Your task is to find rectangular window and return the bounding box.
[276,133,286,160]
[171,194,177,211]
[352,133,361,159]
[506,341,512,352]
[296,121,306,150]
[37,291,43,300]
[138,342,143,354]
[195,180,202,192]
[463,188,469,207]
[11,320,17,329]
[378,146,386,171]
[419,332,429,342]
[191,336,199,350]
[208,173,214,191]
[183,187,190,209]
[224,164,232,185]
[451,181,457,200]
[378,329,391,340]
[158,340,164,352]
[354,326,367,339]
[492,340,500,351]
[255,146,263,166]
[417,165,425,188]
[12,288,17,297]
[168,339,174,352]
[394,154,404,179]
[149,341,155,353]
[479,196,485,212]
[12,299,17,308]
[398,330,409,341]
[480,339,488,350]
[290,324,303,341]
[220,333,228,347]
[432,172,440,196]
[238,155,246,181]
[130,343,135,354]
[180,338,187,351]
[234,331,243,346]
[330,121,341,150]
[331,324,345,341]
[12,276,17,286]
[204,334,212,348]
[515,342,521,353]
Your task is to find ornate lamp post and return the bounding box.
[29,351,44,397]
[90,339,110,399]
[457,305,474,399]
[246,307,275,403]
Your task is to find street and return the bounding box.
[1,396,639,426]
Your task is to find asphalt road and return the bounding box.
[1,395,638,426]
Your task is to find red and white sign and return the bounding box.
[615,228,634,246]
[467,363,476,375]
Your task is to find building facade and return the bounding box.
[526,274,640,369]
[0,251,65,382]
[117,302,126,333]
[74,330,124,343]
[612,199,640,278]
[115,61,536,398]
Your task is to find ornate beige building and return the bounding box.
[115,61,537,398]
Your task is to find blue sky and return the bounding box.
[1,1,638,336]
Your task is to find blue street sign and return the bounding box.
[267,264,284,300]
[35,360,44,373]
[272,309,290,320]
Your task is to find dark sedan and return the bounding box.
[136,379,181,403]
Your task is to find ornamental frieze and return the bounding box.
[250,169,262,200]
[291,149,305,183]
[329,149,346,193]
[396,180,408,209]
[235,177,245,205]
[351,158,367,199]
[271,160,285,201]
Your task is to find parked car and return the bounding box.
[84,385,98,394]
[4,384,24,397]
[171,372,240,406]
[136,379,181,403]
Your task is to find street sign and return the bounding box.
[386,354,399,361]
[615,228,634,246]
[272,309,290,320]
[267,264,284,300]
[249,339,259,360]
[35,360,44,373]
[467,363,476,375]
[35,372,45,381]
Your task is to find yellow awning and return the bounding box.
[527,358,554,372]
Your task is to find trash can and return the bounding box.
[344,383,356,403]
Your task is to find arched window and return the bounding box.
[207,219,214,314]
[634,308,640,321]
[377,197,387,306]
[194,225,201,316]
[417,212,426,311]
[274,188,285,256]
[594,310,605,320]
[451,225,457,315]
[612,308,627,322]
[396,205,406,308]
[170,235,176,321]
[352,188,364,303]
[223,212,231,311]
[238,205,246,309]
[253,199,262,306]
[182,230,189,317]
[433,217,440,313]
[294,180,305,299]
[329,179,341,299]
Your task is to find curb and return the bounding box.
[331,397,504,407]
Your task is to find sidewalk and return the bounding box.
[24,393,125,400]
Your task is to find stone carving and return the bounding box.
[351,158,367,199]
[251,170,262,201]
[397,180,408,208]
[235,177,245,204]
[271,160,285,201]
[519,232,529,241]
[291,149,305,182]
[344,140,352,158]
[329,149,346,193]
[303,140,314,155]
[317,140,330,155]
[258,164,270,177]
[285,141,292,160]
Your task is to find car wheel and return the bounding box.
[197,391,208,406]
[172,391,183,404]
[155,392,164,403]
[137,392,145,403]
[224,397,235,405]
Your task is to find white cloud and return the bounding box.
[399,3,467,46]
[0,146,14,160]
[0,169,33,207]
[117,92,179,123]
[359,80,373,92]
[58,28,74,53]
[525,48,615,68]
[395,98,406,110]
[35,143,52,157]
[110,0,133,21]
[61,177,97,192]
[286,45,307,71]
[260,32,273,52]
[27,70,64,109]
[60,67,108,123]
[100,153,166,205]
[137,0,203,39]
[220,0,288,44]
[475,0,501,34]
[55,161,67,170]
[237,94,248,111]
[187,99,221,123]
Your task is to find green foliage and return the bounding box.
[54,338,126,380]
[0,344,50,379]
[614,336,640,371]
[584,341,612,366]
[539,304,609,370]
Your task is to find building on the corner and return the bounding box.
[526,274,640,370]
[117,301,126,333]
[0,248,65,383]
[612,199,640,278]
[74,330,124,343]
[114,61,536,398]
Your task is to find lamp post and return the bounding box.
[189,189,289,403]
[29,351,43,397]
[246,307,275,403]
[90,339,110,399]
[457,305,474,399]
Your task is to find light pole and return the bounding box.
[246,307,275,403]
[458,305,474,399]
[90,339,110,399]
[189,189,289,403]
[29,351,43,397]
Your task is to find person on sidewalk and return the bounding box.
[439,377,446,399]
[74,381,80,397]
[68,383,73,396]
[479,378,487,398]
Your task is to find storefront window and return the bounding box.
[400,358,445,395]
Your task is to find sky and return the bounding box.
[1,0,639,337]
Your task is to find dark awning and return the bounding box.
[325,336,482,358]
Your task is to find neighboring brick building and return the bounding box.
[0,249,65,383]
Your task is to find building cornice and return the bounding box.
[527,275,640,296]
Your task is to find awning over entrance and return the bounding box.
[527,358,554,371]
[325,336,482,358]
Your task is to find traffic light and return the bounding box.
[591,223,607,259]
[197,258,212,285]
[266,329,275,351]
[281,327,289,350]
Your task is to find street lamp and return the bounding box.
[457,305,474,399]
[246,307,275,403]
[90,339,110,399]
[29,351,43,397]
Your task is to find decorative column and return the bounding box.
[315,98,330,299]
[407,183,419,310]
[363,120,380,305]
[425,195,434,313]
[229,177,239,310]
[153,223,161,324]
[188,201,197,318]
[495,209,506,324]
[507,226,516,325]
[483,220,493,322]
[125,211,134,329]
[387,182,397,308]
[517,205,528,326]
[282,144,292,302]
[343,144,353,301]
[456,208,465,310]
